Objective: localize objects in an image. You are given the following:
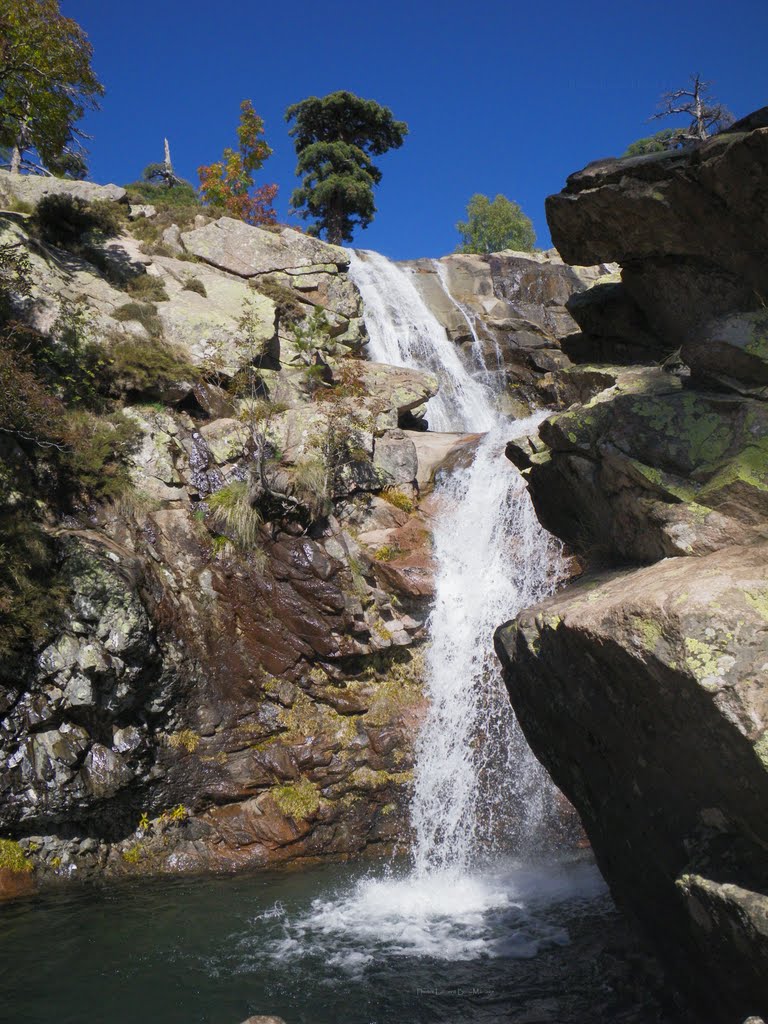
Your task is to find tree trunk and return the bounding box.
[10,144,21,174]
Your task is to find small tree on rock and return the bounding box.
[285,91,408,245]
[0,0,103,175]
[456,194,536,254]
[198,101,278,225]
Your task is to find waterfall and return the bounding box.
[431,258,505,385]
[350,247,563,875]
[347,250,497,432]
[260,250,585,968]
[412,415,563,875]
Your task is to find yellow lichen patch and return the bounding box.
[633,616,664,652]
[349,767,414,790]
[683,635,735,688]
[0,839,33,874]
[167,729,201,753]
[745,589,768,623]
[270,777,322,820]
[754,732,768,770]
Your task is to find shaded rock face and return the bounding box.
[546,117,768,363]
[497,109,768,1020]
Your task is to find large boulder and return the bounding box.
[495,543,768,1021]
[0,169,126,206]
[546,115,768,347]
[181,218,349,277]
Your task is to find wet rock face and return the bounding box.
[404,251,615,410]
[0,205,436,889]
[495,544,768,1020]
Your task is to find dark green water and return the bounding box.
[0,856,681,1024]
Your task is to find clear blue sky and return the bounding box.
[63,0,767,260]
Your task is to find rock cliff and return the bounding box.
[496,111,768,1021]
[0,180,441,892]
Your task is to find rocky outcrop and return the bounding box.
[546,110,768,355]
[497,110,768,1020]
[506,365,768,563]
[0,168,127,206]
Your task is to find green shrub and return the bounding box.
[381,487,414,514]
[0,514,64,670]
[252,276,306,324]
[34,193,123,249]
[62,410,142,499]
[292,455,330,519]
[207,480,262,549]
[125,273,169,302]
[0,839,33,873]
[113,301,163,338]
[182,277,207,297]
[0,240,32,324]
[108,335,197,397]
[0,338,68,444]
[124,179,200,210]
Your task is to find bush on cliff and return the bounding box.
[456,193,536,254]
[33,193,123,249]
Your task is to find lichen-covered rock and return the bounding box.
[1,535,160,831]
[495,543,768,1020]
[507,366,768,562]
[0,169,126,206]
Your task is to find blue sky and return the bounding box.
[64,0,767,260]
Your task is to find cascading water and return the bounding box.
[411,412,563,877]
[349,248,564,876]
[347,249,497,432]
[431,258,505,385]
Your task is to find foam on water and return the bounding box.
[246,859,606,975]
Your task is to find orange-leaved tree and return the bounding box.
[197,100,278,225]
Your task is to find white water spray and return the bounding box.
[411,414,563,876]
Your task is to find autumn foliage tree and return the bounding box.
[198,101,278,225]
[0,0,103,175]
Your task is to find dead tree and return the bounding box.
[651,73,733,145]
